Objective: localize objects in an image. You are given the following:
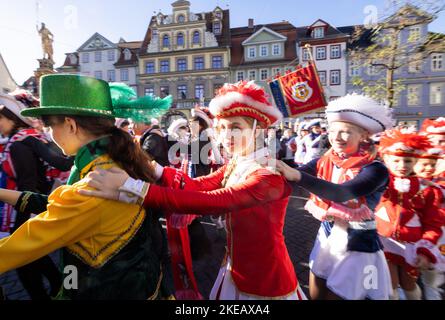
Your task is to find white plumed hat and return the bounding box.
[325,93,394,134]
[167,118,188,138]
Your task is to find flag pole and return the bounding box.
[304,44,328,106]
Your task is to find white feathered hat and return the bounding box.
[0,93,35,127]
[167,118,188,138]
[325,94,394,134]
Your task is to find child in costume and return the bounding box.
[80,81,307,300]
[376,129,444,300]
[0,75,173,300]
[275,94,394,300]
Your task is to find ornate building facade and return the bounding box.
[138,0,231,114]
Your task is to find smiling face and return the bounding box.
[328,121,368,156]
[383,154,418,177]
[414,158,438,179]
[216,116,258,156]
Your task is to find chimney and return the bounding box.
[248,18,254,28]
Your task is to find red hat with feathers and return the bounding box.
[209,81,283,128]
[420,118,445,136]
[379,129,433,157]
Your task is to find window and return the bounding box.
[430,83,443,105]
[409,27,421,42]
[215,11,222,19]
[248,47,256,58]
[213,22,221,35]
[146,61,155,74]
[94,71,103,80]
[272,67,281,77]
[330,70,341,85]
[160,60,170,73]
[236,71,244,81]
[177,85,187,100]
[260,69,269,80]
[177,14,185,23]
[177,33,184,46]
[145,87,154,96]
[95,51,102,62]
[318,71,327,85]
[193,31,200,44]
[160,86,170,97]
[313,27,324,39]
[214,84,223,96]
[408,55,422,73]
[107,70,115,82]
[260,45,268,57]
[177,58,187,72]
[367,63,380,76]
[272,44,281,56]
[162,35,170,48]
[248,70,256,81]
[407,84,421,106]
[316,47,326,60]
[120,69,129,81]
[82,53,89,63]
[212,56,223,69]
[330,45,341,59]
[349,61,360,77]
[432,54,444,71]
[123,49,131,61]
[194,57,204,70]
[195,84,204,99]
[302,47,312,61]
[108,50,115,61]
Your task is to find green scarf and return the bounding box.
[67,137,110,185]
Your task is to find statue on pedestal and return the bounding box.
[37,22,54,63]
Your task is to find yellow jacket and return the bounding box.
[0,155,145,274]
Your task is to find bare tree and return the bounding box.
[349,0,445,107]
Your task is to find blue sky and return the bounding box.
[1,0,444,84]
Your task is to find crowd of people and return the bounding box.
[0,74,443,300]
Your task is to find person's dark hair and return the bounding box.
[41,115,156,183]
[0,107,30,134]
[190,116,209,132]
[119,119,130,129]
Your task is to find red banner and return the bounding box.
[269,61,327,118]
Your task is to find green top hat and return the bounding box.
[21,74,115,118]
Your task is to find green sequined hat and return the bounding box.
[21,74,115,118]
[110,83,172,123]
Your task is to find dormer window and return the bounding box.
[213,21,221,35]
[215,11,222,19]
[124,49,131,61]
[177,14,185,23]
[313,27,324,39]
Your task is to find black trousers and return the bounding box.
[15,255,62,300]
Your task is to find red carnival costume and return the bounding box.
[376,130,444,277]
[144,81,305,299]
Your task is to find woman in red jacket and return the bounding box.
[80,81,306,300]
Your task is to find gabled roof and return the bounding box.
[77,32,117,51]
[309,19,330,28]
[0,53,18,89]
[241,26,287,45]
[230,22,297,67]
[296,20,352,42]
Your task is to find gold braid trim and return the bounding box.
[19,192,33,214]
[217,107,271,127]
